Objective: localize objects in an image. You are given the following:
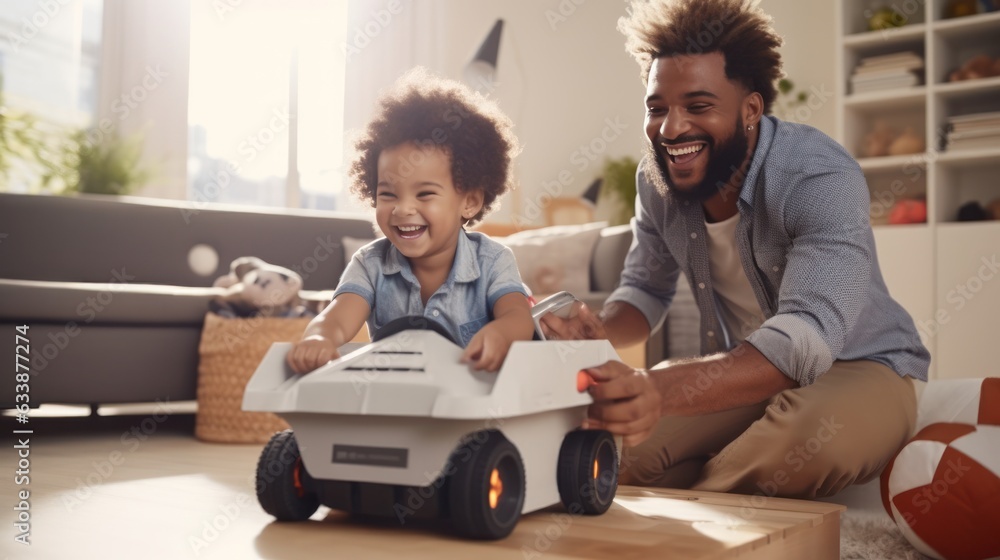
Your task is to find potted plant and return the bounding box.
[598,156,639,226]
[1,73,149,196]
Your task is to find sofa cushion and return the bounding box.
[494,222,606,297]
[0,279,335,325]
[591,224,632,293]
[0,279,223,325]
[0,193,378,291]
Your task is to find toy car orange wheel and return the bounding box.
[557,429,618,514]
[255,430,320,521]
[448,430,525,540]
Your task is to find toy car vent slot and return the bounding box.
[342,366,424,372]
[342,352,426,372]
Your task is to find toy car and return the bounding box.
[242,292,621,539]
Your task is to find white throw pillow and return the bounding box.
[492,222,606,297]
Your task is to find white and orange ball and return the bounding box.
[880,377,1000,560]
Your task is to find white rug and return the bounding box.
[840,510,932,560]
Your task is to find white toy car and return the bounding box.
[242,292,621,539]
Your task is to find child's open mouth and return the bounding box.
[663,142,707,166]
[395,225,427,239]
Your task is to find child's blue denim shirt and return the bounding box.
[333,230,527,346]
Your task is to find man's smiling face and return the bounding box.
[643,52,752,203]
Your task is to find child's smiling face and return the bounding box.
[375,142,484,266]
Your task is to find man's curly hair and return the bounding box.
[348,68,520,226]
[618,0,784,114]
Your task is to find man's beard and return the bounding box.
[642,117,750,203]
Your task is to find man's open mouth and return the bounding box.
[662,142,707,165]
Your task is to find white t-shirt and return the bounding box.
[704,213,766,343]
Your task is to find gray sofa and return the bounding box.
[0,192,657,408]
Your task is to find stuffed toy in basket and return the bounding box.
[196,257,318,443]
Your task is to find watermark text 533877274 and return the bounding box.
[13,324,33,546]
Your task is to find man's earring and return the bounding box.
[747,124,755,131]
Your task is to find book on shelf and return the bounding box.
[851,74,920,93]
[854,52,923,70]
[948,111,1000,125]
[949,128,1000,140]
[853,60,924,74]
[850,51,924,94]
[947,136,1000,151]
[952,120,1000,132]
[856,51,922,66]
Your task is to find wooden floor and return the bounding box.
[1,414,843,560]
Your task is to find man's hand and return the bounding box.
[286,335,340,374]
[539,301,607,341]
[582,361,662,447]
[461,323,512,372]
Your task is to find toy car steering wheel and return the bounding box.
[371,315,459,345]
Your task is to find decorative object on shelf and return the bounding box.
[944,111,1000,152]
[957,201,994,221]
[861,121,925,158]
[862,120,895,157]
[947,54,1000,82]
[887,127,926,155]
[850,51,923,95]
[988,198,1000,220]
[888,198,927,224]
[597,156,639,226]
[865,3,907,30]
[944,0,981,18]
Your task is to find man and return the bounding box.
[541,0,929,499]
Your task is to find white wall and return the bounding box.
[760,0,837,137]
[345,0,839,226]
[433,1,649,226]
[345,0,647,226]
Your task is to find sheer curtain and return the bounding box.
[342,0,446,134]
[99,0,190,200]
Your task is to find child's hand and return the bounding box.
[461,323,512,373]
[286,335,340,375]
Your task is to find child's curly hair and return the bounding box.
[348,68,521,226]
[618,0,783,114]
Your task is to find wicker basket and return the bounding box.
[195,312,311,443]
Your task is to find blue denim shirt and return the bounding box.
[606,115,930,386]
[334,230,527,347]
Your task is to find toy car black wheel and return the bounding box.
[255,430,319,521]
[557,429,618,515]
[448,430,525,540]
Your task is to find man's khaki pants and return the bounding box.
[618,360,918,499]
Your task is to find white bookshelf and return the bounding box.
[836,0,1000,380]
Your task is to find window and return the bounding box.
[187,1,348,210]
[0,0,102,192]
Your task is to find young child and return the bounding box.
[287,68,534,375]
